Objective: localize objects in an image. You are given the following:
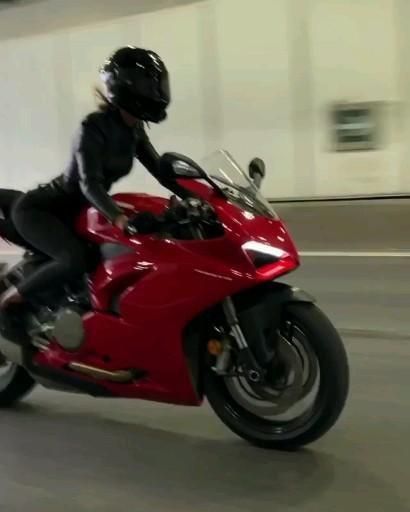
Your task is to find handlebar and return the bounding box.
[125,198,218,237]
[125,211,162,235]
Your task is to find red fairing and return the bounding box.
[34,189,299,405]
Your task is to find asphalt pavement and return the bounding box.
[0,255,408,510]
[0,332,408,511]
[285,255,410,338]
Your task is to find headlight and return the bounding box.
[242,241,287,268]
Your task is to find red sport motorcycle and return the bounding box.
[0,150,348,449]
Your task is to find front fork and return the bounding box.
[191,224,266,383]
[220,297,266,383]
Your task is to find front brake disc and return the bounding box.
[247,334,305,413]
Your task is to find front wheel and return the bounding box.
[205,302,349,449]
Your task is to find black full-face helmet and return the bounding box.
[100,46,170,123]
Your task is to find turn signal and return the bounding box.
[208,339,223,356]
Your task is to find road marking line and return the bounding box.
[300,251,410,257]
[0,250,409,259]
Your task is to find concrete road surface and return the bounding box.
[285,255,410,338]
[0,255,409,510]
[0,335,408,511]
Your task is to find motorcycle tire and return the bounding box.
[0,363,35,408]
[205,302,349,450]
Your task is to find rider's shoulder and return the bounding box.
[78,110,113,141]
[81,110,111,128]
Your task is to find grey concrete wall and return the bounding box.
[273,197,410,252]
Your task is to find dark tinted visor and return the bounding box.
[117,67,170,104]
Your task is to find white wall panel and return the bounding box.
[0,0,407,199]
[67,18,143,122]
[139,3,205,152]
[123,3,207,196]
[214,0,294,197]
[309,0,401,196]
[0,36,61,189]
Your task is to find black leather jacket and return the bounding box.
[52,108,184,221]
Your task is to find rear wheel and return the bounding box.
[205,302,349,449]
[0,355,35,408]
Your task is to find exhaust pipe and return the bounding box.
[68,362,133,383]
[0,331,135,385]
[0,337,134,383]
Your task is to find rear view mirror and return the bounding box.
[248,158,266,189]
[172,160,202,178]
[160,152,205,180]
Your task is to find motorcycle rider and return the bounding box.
[0,46,187,339]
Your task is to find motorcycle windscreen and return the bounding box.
[200,150,277,219]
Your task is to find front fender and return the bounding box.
[234,281,315,311]
[183,282,315,400]
[264,282,316,305]
[233,282,315,366]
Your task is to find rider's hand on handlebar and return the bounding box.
[114,214,129,231]
[115,197,217,236]
[114,212,160,235]
[126,211,162,235]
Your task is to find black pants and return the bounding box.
[0,189,33,251]
[12,184,87,300]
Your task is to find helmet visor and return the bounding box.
[116,67,170,104]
